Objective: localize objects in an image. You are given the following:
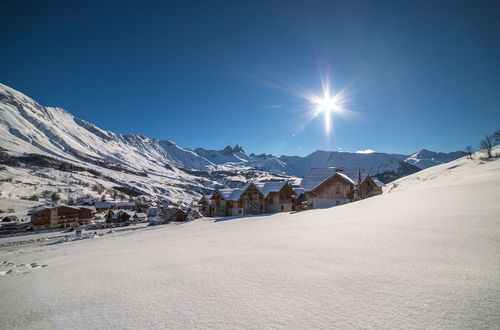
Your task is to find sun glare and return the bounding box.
[245,67,354,136]
[304,78,350,135]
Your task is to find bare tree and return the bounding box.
[480,135,494,158]
[465,146,474,159]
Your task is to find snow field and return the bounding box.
[0,154,498,329]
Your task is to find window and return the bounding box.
[238,209,242,214]
[281,205,284,211]
[335,186,340,195]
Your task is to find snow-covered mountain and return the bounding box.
[403,149,467,169]
[0,82,464,204]
[0,84,213,172]
[193,146,421,181]
[0,83,291,205]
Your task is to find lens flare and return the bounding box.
[230,64,356,136]
[301,75,352,136]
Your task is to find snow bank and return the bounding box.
[0,156,499,329]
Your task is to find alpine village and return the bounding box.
[1,167,384,233]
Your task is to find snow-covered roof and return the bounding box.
[79,205,97,212]
[301,168,356,192]
[199,194,214,205]
[110,210,133,219]
[360,174,385,187]
[115,201,136,207]
[333,167,361,184]
[95,202,115,208]
[252,182,291,197]
[28,205,51,214]
[217,188,244,201]
[28,204,82,214]
[134,212,147,218]
[293,187,304,196]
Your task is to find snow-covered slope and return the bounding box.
[0,151,498,329]
[0,83,293,204]
[404,148,468,169]
[0,83,214,171]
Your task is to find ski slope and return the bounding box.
[0,153,499,329]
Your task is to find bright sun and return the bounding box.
[307,87,346,135]
[312,93,340,114]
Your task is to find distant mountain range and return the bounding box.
[0,83,466,204]
[192,145,466,181]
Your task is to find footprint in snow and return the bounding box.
[0,260,48,277]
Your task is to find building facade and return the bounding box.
[30,205,93,230]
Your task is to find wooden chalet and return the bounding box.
[252,182,295,213]
[107,210,132,223]
[292,187,307,211]
[208,182,296,217]
[301,168,358,209]
[94,201,115,212]
[132,212,148,221]
[0,216,18,230]
[211,188,245,217]
[300,167,384,209]
[165,208,189,222]
[358,175,385,199]
[198,195,214,217]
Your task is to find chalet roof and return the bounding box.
[217,188,244,201]
[252,182,293,197]
[360,174,385,187]
[202,194,214,205]
[165,207,186,218]
[28,206,50,214]
[333,167,362,183]
[115,201,136,207]
[293,187,304,196]
[301,168,356,192]
[110,210,133,220]
[78,206,97,212]
[28,204,81,214]
[95,201,115,208]
[2,215,18,222]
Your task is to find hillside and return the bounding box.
[0,152,498,329]
[0,83,292,205]
[0,82,469,207]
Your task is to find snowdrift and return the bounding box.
[0,153,499,329]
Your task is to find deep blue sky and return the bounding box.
[1,0,499,156]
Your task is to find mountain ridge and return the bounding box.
[0,82,467,204]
